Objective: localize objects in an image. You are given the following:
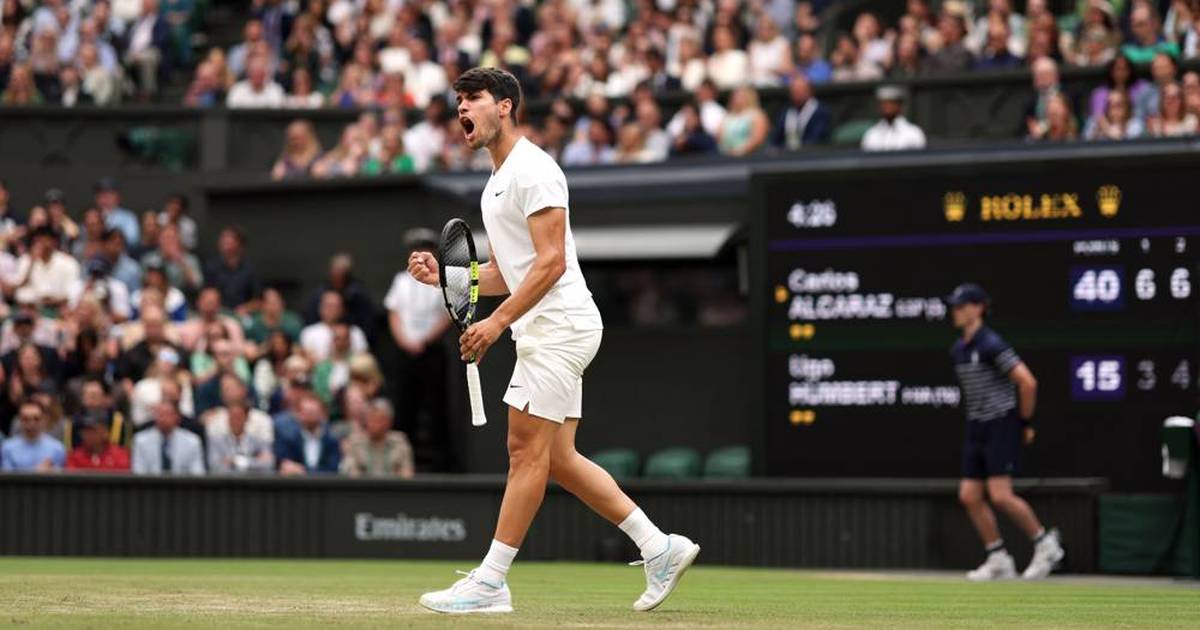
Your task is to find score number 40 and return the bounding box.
[1072,266,1191,309]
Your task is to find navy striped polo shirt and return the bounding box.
[951,325,1021,422]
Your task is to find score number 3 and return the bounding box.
[1071,356,1125,401]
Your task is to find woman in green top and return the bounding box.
[717,86,770,157]
[245,288,303,343]
[360,126,416,175]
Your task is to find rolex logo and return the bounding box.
[943,191,966,222]
[1097,185,1121,218]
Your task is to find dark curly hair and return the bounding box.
[452,67,522,123]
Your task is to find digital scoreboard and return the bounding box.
[753,150,1200,490]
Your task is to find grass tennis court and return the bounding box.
[1,558,1197,629]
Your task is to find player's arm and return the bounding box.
[1009,361,1037,420]
[407,242,509,296]
[459,208,565,361]
[477,240,509,296]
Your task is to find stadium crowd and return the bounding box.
[0,176,451,477]
[4,0,1200,166]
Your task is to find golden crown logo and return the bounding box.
[1097,185,1121,218]
[943,191,966,222]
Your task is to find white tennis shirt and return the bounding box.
[480,136,603,338]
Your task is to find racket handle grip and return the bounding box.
[466,362,487,427]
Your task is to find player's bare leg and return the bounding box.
[987,476,1064,579]
[549,418,700,611]
[985,476,1042,537]
[959,479,1002,544]
[548,419,636,522]
[960,479,1016,580]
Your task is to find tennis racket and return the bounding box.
[438,218,487,427]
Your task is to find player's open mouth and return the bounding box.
[460,117,476,139]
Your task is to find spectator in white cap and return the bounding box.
[862,85,927,151]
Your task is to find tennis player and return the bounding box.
[946,283,1064,580]
[408,67,699,614]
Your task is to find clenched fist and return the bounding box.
[408,251,440,286]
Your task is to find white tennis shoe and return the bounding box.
[630,533,701,611]
[1022,529,1065,579]
[967,550,1018,581]
[418,570,513,614]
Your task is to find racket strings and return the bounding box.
[439,226,474,326]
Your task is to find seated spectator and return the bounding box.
[227,57,285,108]
[748,15,791,87]
[206,397,274,474]
[770,74,832,150]
[1088,54,1151,122]
[1136,52,1180,121]
[561,117,616,166]
[360,126,416,175]
[43,190,79,246]
[405,39,447,108]
[303,252,375,338]
[67,257,132,323]
[205,226,260,315]
[717,86,770,157]
[284,68,323,109]
[1084,89,1144,140]
[339,398,414,478]
[973,16,1024,71]
[66,411,130,471]
[793,33,832,84]
[203,373,272,442]
[158,193,196,251]
[93,178,139,246]
[852,11,892,72]
[299,290,368,362]
[672,35,708,93]
[271,120,323,180]
[246,287,302,344]
[140,223,203,295]
[1027,92,1079,142]
[183,59,225,107]
[405,98,451,173]
[101,228,143,292]
[635,100,671,162]
[116,305,185,386]
[131,265,187,321]
[190,327,250,389]
[79,43,121,105]
[311,322,357,406]
[890,32,923,79]
[69,377,126,446]
[72,208,107,261]
[669,102,719,156]
[227,18,264,79]
[1,63,42,105]
[966,0,1026,58]
[14,226,80,310]
[707,26,750,90]
[131,398,205,475]
[58,65,93,107]
[123,0,171,101]
[1,399,64,471]
[130,212,162,261]
[1184,72,1200,119]
[1023,57,1070,135]
[250,330,294,410]
[1070,14,1119,67]
[311,124,368,178]
[613,122,656,164]
[1146,83,1197,137]
[923,10,973,74]
[643,49,682,94]
[830,33,882,82]
[862,85,927,151]
[328,62,374,108]
[2,300,65,366]
[330,381,369,441]
[128,347,193,429]
[175,285,243,352]
[275,392,340,475]
[1122,3,1179,64]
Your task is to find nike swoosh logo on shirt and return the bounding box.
[508,384,521,389]
[494,191,504,197]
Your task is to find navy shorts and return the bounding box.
[962,413,1023,479]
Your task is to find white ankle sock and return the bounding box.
[618,508,669,559]
[477,539,518,586]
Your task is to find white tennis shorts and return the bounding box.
[502,316,602,423]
